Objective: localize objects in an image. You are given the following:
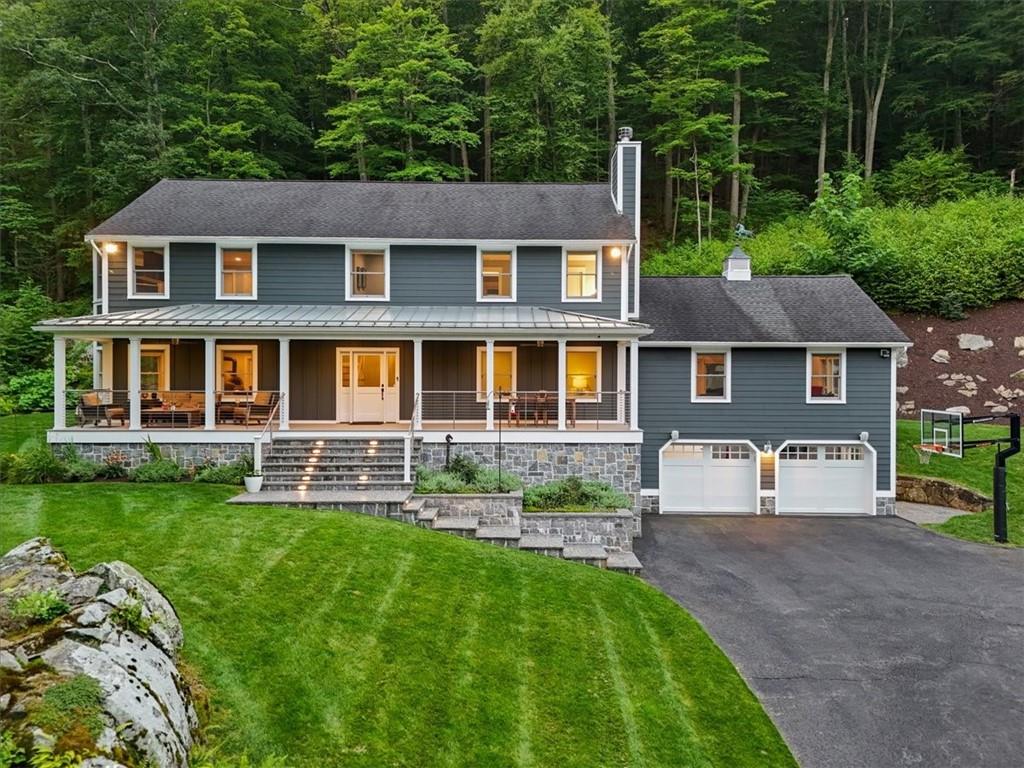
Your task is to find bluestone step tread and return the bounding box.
[432,516,479,531]
[474,525,521,540]
[517,534,564,550]
[228,489,412,505]
[562,543,608,561]
[606,552,643,572]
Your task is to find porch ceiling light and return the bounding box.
[610,246,622,259]
[103,242,119,254]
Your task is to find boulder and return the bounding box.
[947,405,971,415]
[931,349,951,364]
[976,375,987,383]
[957,333,994,351]
[1011,368,1024,380]
[895,385,909,395]
[0,540,196,768]
[991,405,1009,414]
[897,475,990,513]
[956,389,975,397]
[937,373,950,380]
[895,347,909,368]
[1015,336,1024,349]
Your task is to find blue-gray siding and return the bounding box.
[108,242,622,317]
[637,348,893,491]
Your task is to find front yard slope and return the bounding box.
[0,484,794,768]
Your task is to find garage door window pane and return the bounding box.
[695,353,727,398]
[665,444,702,459]
[825,446,863,461]
[712,445,750,460]
[781,445,816,460]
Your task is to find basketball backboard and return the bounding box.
[919,409,964,458]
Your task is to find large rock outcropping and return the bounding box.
[0,539,196,767]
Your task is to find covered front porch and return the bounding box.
[39,304,648,439]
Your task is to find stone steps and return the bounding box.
[259,436,419,493]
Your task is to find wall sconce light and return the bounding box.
[763,441,773,455]
[610,246,623,259]
[103,242,119,254]
[858,431,869,442]
[670,429,679,440]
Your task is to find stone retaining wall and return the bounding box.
[897,474,990,512]
[418,491,522,525]
[55,441,260,469]
[521,509,636,551]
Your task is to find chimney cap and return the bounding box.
[617,126,634,142]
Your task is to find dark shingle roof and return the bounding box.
[638,275,910,344]
[88,179,635,241]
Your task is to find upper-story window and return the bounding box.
[563,249,601,301]
[478,248,515,301]
[217,244,257,299]
[347,246,389,301]
[807,350,846,403]
[691,349,731,402]
[128,243,168,299]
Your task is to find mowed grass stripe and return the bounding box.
[593,598,645,768]
[0,484,794,766]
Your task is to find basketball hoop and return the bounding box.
[914,443,944,464]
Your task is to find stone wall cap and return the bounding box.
[522,508,633,519]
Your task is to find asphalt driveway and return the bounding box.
[634,516,1024,768]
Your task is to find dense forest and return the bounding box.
[1,0,1023,303]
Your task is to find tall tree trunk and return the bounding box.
[707,186,714,241]
[606,15,617,146]
[841,2,854,158]
[483,74,492,181]
[817,0,838,196]
[460,141,470,181]
[862,0,895,179]
[663,150,674,231]
[729,68,741,228]
[739,126,758,223]
[692,139,702,249]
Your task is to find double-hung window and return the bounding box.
[128,243,168,299]
[139,345,170,392]
[478,249,515,301]
[476,347,517,401]
[347,247,389,300]
[566,347,601,402]
[691,350,731,402]
[217,244,256,299]
[563,249,600,301]
[218,345,258,398]
[807,350,846,403]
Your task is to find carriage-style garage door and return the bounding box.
[660,443,758,514]
[777,443,873,515]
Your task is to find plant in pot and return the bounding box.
[244,470,263,493]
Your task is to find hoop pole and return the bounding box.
[993,413,1020,544]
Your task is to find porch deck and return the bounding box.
[54,419,633,433]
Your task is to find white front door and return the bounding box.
[338,348,400,423]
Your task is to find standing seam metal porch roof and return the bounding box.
[35,303,651,336]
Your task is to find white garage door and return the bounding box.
[777,444,873,515]
[661,443,757,514]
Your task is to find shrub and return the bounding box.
[415,462,521,494]
[524,476,631,513]
[62,460,98,482]
[110,597,153,634]
[95,450,129,480]
[12,590,71,623]
[415,466,469,494]
[195,460,249,485]
[471,468,522,493]
[29,674,104,748]
[5,445,66,484]
[143,436,163,461]
[27,748,89,768]
[0,730,25,768]
[446,454,480,483]
[129,458,185,483]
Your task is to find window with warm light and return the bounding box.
[692,350,730,402]
[807,351,844,402]
[139,346,169,391]
[219,246,255,298]
[348,249,388,299]
[129,244,167,297]
[478,250,514,300]
[564,250,599,300]
[476,347,516,401]
[218,346,258,395]
[566,348,600,401]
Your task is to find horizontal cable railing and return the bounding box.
[66,389,130,428]
[62,389,283,429]
[419,390,630,430]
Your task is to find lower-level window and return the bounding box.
[219,345,258,395]
[566,347,601,401]
[476,347,517,401]
[140,345,169,392]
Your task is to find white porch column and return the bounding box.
[616,341,627,423]
[485,339,495,431]
[92,343,102,389]
[412,338,423,428]
[557,339,567,431]
[629,339,639,430]
[128,337,142,430]
[278,338,290,430]
[204,337,216,430]
[53,336,67,430]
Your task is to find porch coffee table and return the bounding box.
[141,408,202,428]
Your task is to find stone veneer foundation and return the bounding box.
[642,493,895,516]
[55,441,261,469]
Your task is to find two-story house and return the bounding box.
[37,130,909,518]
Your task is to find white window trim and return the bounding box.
[561,246,603,303]
[139,344,171,392]
[127,241,170,300]
[476,245,517,302]
[216,242,258,300]
[217,344,259,397]
[475,346,518,402]
[806,348,847,404]
[345,244,390,301]
[566,345,602,403]
[690,348,732,403]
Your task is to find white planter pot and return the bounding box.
[244,476,263,493]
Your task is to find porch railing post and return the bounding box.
[485,339,495,431]
[557,338,567,431]
[253,436,262,474]
[616,341,627,424]
[278,337,290,430]
[403,434,412,483]
[53,336,66,430]
[413,338,423,428]
[204,337,216,430]
[128,336,142,430]
[629,339,639,430]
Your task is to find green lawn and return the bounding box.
[896,419,1023,546]
[0,411,51,454]
[0,483,794,768]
